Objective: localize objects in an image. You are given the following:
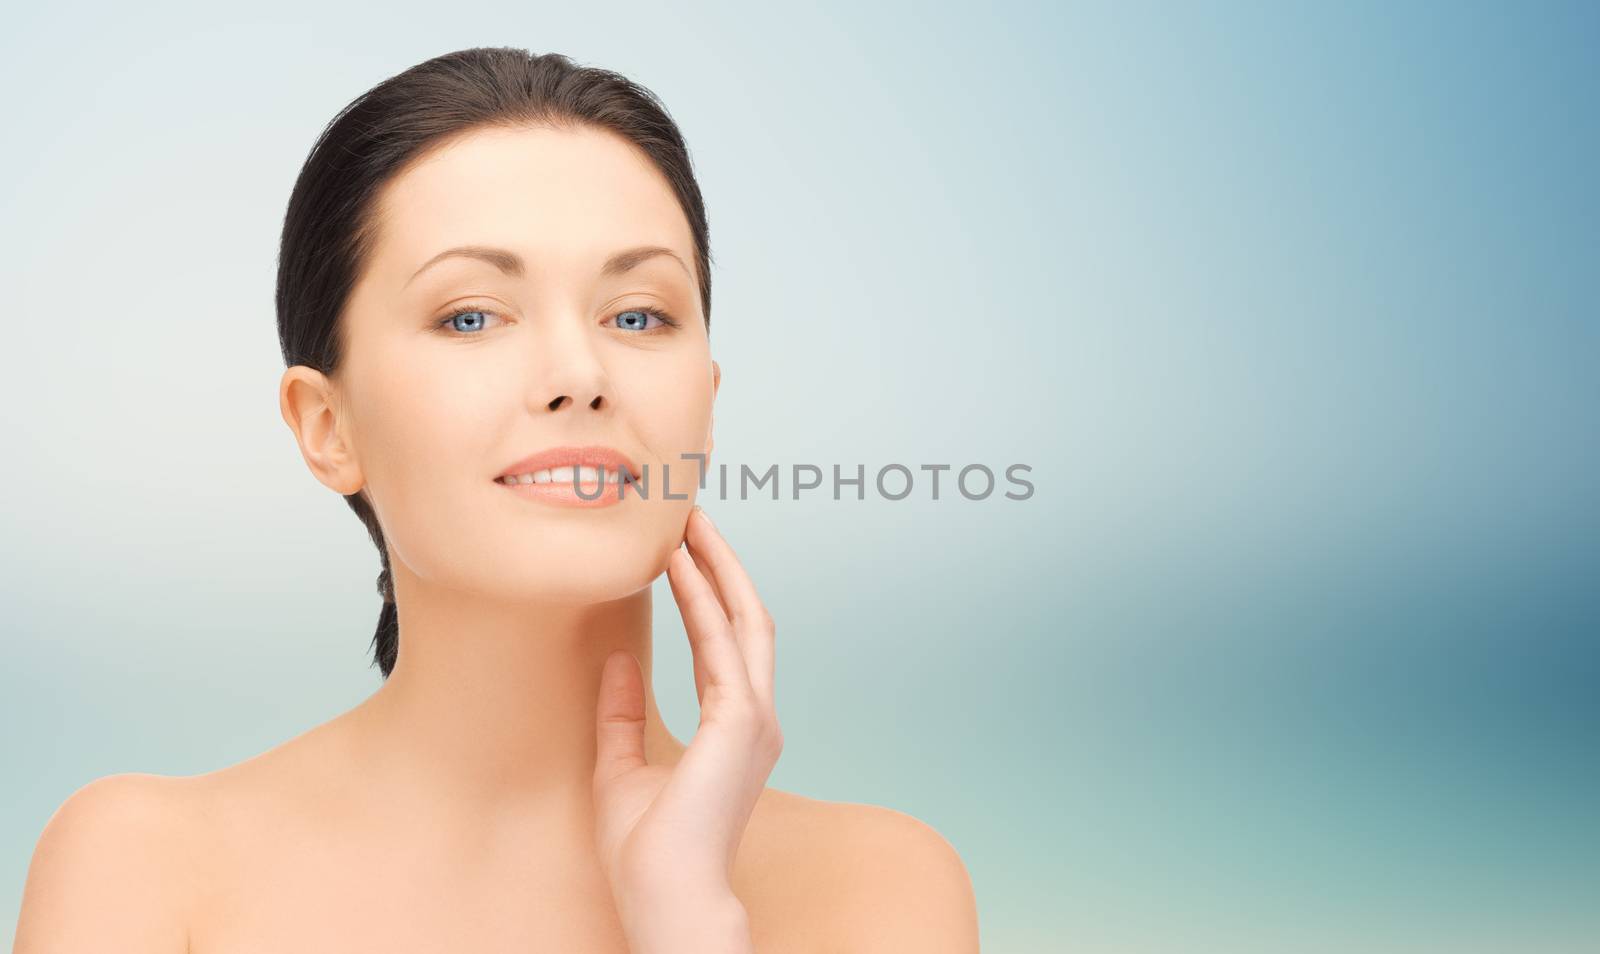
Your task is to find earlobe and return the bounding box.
[707,359,721,455]
[280,366,365,496]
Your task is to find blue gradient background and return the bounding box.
[2,2,1596,951]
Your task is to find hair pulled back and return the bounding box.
[276,47,713,679]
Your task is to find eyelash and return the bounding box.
[434,304,681,337]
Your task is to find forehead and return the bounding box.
[367,124,694,287]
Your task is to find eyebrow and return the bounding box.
[404,243,691,288]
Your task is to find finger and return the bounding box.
[684,526,725,707]
[684,507,766,628]
[686,507,774,701]
[690,638,709,708]
[666,544,751,697]
[689,544,731,619]
[593,650,647,789]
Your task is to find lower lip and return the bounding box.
[495,476,634,508]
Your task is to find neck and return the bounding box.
[347,565,687,824]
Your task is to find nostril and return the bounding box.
[544,395,602,410]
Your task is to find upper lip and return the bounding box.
[497,445,642,481]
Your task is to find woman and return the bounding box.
[14,47,978,952]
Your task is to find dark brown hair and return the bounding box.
[275,47,713,680]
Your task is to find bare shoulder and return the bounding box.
[14,772,199,953]
[741,789,980,954]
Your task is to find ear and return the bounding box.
[706,359,721,456]
[280,366,366,496]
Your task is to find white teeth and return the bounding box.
[501,467,624,486]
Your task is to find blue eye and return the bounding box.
[435,304,682,338]
[612,306,679,332]
[436,307,503,336]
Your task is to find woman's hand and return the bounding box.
[592,505,782,951]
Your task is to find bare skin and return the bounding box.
[13,122,979,953]
[171,655,840,952]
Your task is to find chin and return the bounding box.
[497,549,666,606]
[536,573,652,606]
[429,503,682,604]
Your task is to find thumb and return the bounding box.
[594,650,647,789]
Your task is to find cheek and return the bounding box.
[353,336,712,603]
[354,349,500,580]
[366,350,494,485]
[617,351,715,459]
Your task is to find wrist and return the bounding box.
[619,888,752,954]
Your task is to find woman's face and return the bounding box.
[310,123,717,606]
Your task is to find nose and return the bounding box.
[533,311,611,414]
[548,390,604,412]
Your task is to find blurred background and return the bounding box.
[2,1,1595,951]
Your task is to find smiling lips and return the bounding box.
[496,445,641,508]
